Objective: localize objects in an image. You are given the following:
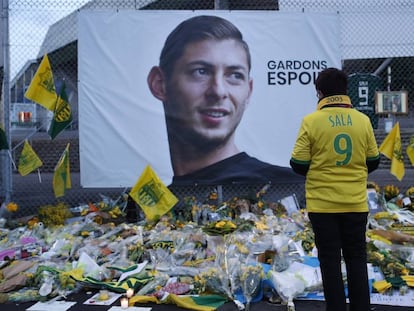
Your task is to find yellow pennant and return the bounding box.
[129,165,178,222]
[18,140,43,176]
[53,143,71,198]
[379,122,405,181]
[407,134,414,166]
[24,54,57,110]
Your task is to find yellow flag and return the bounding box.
[18,140,43,176]
[24,54,57,110]
[407,134,414,166]
[166,294,227,311]
[379,122,405,181]
[53,143,71,198]
[129,165,178,221]
[48,83,72,139]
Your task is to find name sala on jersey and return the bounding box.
[329,113,352,127]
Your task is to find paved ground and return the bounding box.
[1,293,414,310]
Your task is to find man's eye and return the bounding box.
[191,68,209,77]
[228,72,246,83]
[232,72,245,80]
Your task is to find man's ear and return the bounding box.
[244,78,253,108]
[316,89,323,99]
[147,66,167,101]
[248,78,253,100]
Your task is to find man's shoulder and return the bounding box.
[240,153,305,181]
[170,152,305,186]
[236,152,284,169]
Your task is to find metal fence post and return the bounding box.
[1,0,12,203]
[214,0,229,10]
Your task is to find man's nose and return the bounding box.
[206,74,228,99]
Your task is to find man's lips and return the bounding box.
[200,108,229,118]
[199,108,229,125]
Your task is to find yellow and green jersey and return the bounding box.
[291,95,380,213]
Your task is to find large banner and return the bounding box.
[78,10,340,187]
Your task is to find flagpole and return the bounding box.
[11,122,47,150]
[37,169,42,183]
[8,150,15,170]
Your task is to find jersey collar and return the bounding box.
[317,95,353,110]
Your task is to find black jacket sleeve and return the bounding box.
[367,157,380,173]
[290,159,309,176]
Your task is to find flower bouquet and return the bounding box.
[0,202,19,228]
[240,264,264,311]
[197,267,233,299]
[202,220,237,236]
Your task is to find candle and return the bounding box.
[120,297,129,309]
[98,289,109,301]
[126,288,134,298]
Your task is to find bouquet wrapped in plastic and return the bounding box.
[240,264,264,311]
[197,267,233,299]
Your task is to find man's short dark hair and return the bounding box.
[315,67,348,96]
[159,15,251,78]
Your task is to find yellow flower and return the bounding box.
[6,202,18,213]
[209,191,218,200]
[235,242,249,255]
[383,184,400,201]
[227,221,237,229]
[255,221,269,231]
[406,186,414,198]
[367,181,380,193]
[27,217,39,229]
[215,221,226,228]
[94,216,103,224]
[38,203,72,227]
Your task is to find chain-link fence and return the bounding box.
[1,0,414,217]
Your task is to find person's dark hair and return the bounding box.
[315,67,348,97]
[159,15,251,78]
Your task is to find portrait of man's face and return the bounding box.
[163,38,253,149]
[78,11,340,187]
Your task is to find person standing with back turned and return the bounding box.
[290,68,380,311]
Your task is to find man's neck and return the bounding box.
[170,143,240,176]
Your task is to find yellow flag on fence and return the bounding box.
[407,134,414,166]
[48,82,73,139]
[18,140,43,176]
[24,54,57,111]
[129,165,178,221]
[379,122,405,181]
[53,143,71,198]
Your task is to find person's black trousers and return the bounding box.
[309,212,370,311]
